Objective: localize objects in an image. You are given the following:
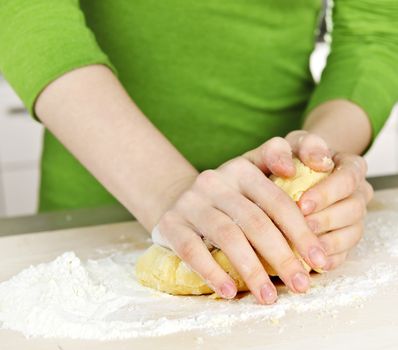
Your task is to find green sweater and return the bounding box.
[0,0,398,212]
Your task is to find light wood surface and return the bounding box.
[1,189,398,350]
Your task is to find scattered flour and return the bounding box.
[0,209,398,340]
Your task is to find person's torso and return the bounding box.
[41,0,323,210]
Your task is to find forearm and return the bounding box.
[302,99,372,155]
[35,65,198,230]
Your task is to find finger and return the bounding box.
[209,188,312,294]
[318,222,364,256]
[159,212,237,299]
[243,137,295,177]
[324,251,349,271]
[285,131,334,172]
[305,191,367,234]
[359,180,374,204]
[175,188,277,304]
[221,158,328,271]
[298,153,367,215]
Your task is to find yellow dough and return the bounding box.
[135,158,331,295]
[135,244,250,295]
[270,157,332,202]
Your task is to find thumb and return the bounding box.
[285,131,334,172]
[243,137,296,177]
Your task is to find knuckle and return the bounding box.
[177,239,198,262]
[327,258,339,270]
[348,155,366,177]
[331,235,341,252]
[319,214,330,232]
[345,169,358,194]
[246,212,269,233]
[304,184,326,208]
[199,262,221,284]
[301,133,328,149]
[334,152,348,166]
[178,189,198,206]
[355,222,365,242]
[237,157,254,172]
[278,253,299,272]
[359,156,368,173]
[322,235,338,255]
[196,257,220,286]
[271,188,291,206]
[245,263,266,285]
[365,181,374,201]
[368,182,374,197]
[306,217,319,234]
[196,169,219,189]
[301,133,316,145]
[216,223,240,245]
[217,189,236,206]
[158,211,178,234]
[332,253,348,270]
[174,190,200,213]
[352,154,367,174]
[223,156,251,173]
[352,198,366,219]
[232,159,259,183]
[268,136,286,146]
[261,137,289,156]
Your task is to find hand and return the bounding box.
[284,130,373,271]
[154,139,328,305]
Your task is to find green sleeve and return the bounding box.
[304,0,398,141]
[0,0,116,118]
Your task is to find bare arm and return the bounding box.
[35,64,198,231]
[36,64,330,304]
[303,99,372,155]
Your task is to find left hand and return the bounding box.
[285,130,373,270]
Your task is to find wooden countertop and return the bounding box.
[1,188,398,349]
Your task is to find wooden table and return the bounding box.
[1,189,398,350]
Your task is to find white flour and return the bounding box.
[0,210,398,340]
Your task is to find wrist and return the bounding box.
[142,171,199,231]
[302,100,372,155]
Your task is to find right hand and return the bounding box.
[154,139,328,304]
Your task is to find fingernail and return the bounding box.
[309,152,328,163]
[309,246,327,268]
[260,283,277,304]
[219,282,237,299]
[307,220,318,233]
[310,153,334,170]
[309,152,323,163]
[300,200,316,215]
[322,156,334,169]
[292,272,310,293]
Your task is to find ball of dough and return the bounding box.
[135,244,249,295]
[135,158,331,295]
[270,157,332,202]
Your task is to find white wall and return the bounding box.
[0,43,397,217]
[0,75,43,217]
